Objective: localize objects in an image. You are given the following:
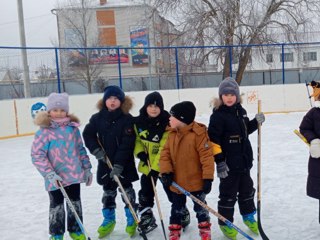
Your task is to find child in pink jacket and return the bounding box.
[31,92,92,240]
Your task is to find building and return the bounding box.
[53,0,183,90]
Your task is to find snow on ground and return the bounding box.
[0,112,319,239]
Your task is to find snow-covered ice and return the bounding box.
[0,112,319,239]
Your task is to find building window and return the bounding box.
[303,52,317,61]
[266,53,273,63]
[280,53,294,62]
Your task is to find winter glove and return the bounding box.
[110,164,124,179]
[255,113,265,124]
[84,169,93,186]
[147,169,159,178]
[310,139,320,158]
[203,179,213,194]
[161,173,174,187]
[92,148,105,161]
[216,161,229,178]
[46,172,63,188]
[137,152,148,166]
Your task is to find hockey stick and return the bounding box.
[146,158,167,240]
[305,80,313,107]
[171,181,255,240]
[97,140,148,239]
[293,129,309,146]
[257,100,269,240]
[57,182,91,240]
[103,155,148,240]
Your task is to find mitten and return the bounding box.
[216,161,229,178]
[84,169,93,186]
[46,172,63,188]
[148,169,159,178]
[310,139,320,158]
[110,164,124,179]
[255,113,265,124]
[92,148,105,161]
[161,173,173,187]
[203,179,213,194]
[137,152,148,166]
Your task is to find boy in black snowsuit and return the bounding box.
[82,86,139,238]
[208,77,265,239]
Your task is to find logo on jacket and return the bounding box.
[152,135,160,142]
[139,130,149,139]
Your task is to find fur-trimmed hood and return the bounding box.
[96,95,133,114]
[33,111,80,128]
[210,97,223,109]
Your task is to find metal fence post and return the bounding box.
[175,47,180,89]
[116,47,123,89]
[281,44,285,84]
[54,48,61,93]
[229,46,233,77]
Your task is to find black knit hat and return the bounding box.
[103,85,125,103]
[218,77,240,103]
[144,91,164,110]
[170,101,196,125]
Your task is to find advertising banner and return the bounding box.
[130,27,149,66]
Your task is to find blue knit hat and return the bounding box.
[103,85,125,103]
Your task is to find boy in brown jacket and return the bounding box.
[160,101,215,240]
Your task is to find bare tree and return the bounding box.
[7,67,24,98]
[34,65,54,97]
[150,0,320,84]
[54,0,103,93]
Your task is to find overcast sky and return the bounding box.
[0,0,58,47]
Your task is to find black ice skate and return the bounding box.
[181,207,190,230]
[138,207,158,234]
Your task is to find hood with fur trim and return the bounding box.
[33,111,80,128]
[96,95,133,114]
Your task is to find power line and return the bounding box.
[0,13,53,27]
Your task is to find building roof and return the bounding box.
[97,0,144,8]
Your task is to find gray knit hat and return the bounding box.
[218,77,240,103]
[47,92,69,112]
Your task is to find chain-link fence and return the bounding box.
[1,42,320,100]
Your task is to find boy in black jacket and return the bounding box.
[82,86,139,238]
[208,77,265,239]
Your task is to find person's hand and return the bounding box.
[255,113,265,124]
[203,179,213,194]
[310,139,320,158]
[216,162,229,178]
[148,169,159,178]
[161,173,173,187]
[92,148,105,161]
[110,164,124,179]
[84,169,93,186]
[137,152,148,166]
[46,172,63,188]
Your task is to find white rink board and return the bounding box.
[0,84,311,138]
